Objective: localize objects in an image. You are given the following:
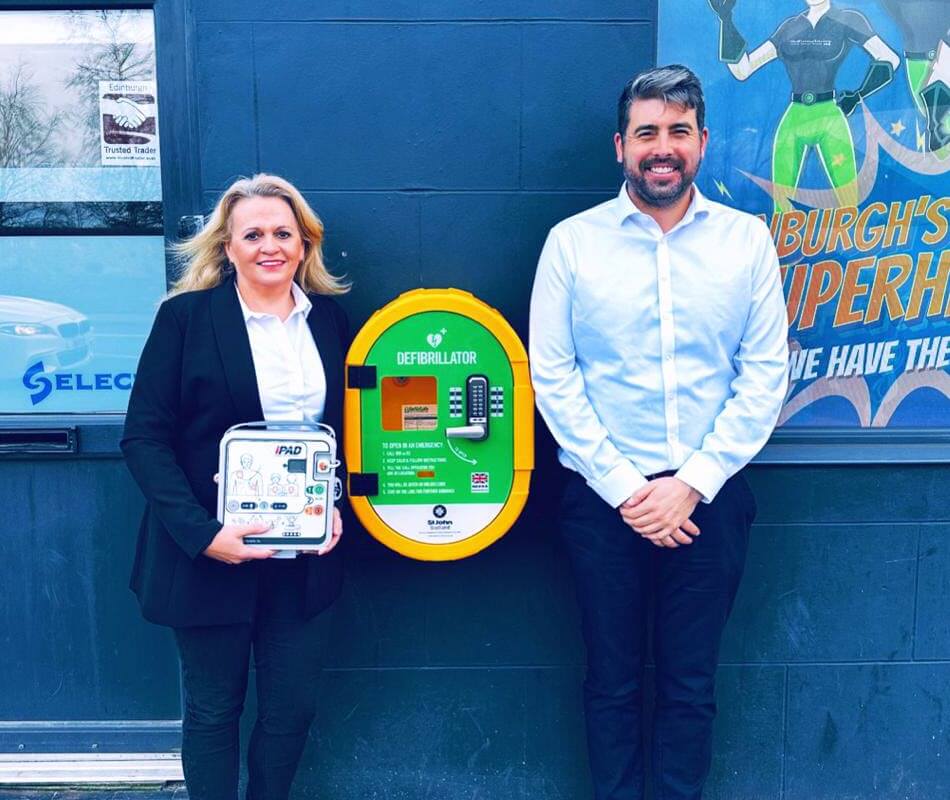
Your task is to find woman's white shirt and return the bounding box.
[236,282,327,423]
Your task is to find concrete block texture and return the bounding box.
[419,192,612,337]
[520,23,654,189]
[786,664,950,800]
[302,191,423,327]
[253,23,522,190]
[196,1,654,22]
[300,667,533,799]
[747,464,950,525]
[195,24,259,190]
[702,666,786,800]
[234,663,784,800]
[721,523,918,663]
[194,18,655,193]
[323,509,923,673]
[915,524,950,660]
[323,519,583,670]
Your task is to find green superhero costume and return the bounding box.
[710,2,895,212]
[769,7,887,211]
[879,0,950,149]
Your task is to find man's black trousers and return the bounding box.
[560,470,756,800]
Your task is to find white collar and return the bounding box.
[614,182,709,228]
[236,281,312,322]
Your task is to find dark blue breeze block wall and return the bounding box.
[189,2,950,798]
[194,0,651,331]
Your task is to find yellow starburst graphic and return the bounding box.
[890,120,905,136]
[831,153,846,167]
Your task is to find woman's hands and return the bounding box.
[303,507,343,557]
[204,523,276,564]
[210,474,341,560]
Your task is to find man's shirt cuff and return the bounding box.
[589,460,648,508]
[676,452,729,504]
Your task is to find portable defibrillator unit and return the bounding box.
[217,421,340,553]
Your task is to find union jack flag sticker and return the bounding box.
[470,472,490,493]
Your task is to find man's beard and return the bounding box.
[625,155,700,209]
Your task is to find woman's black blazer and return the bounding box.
[121,277,347,627]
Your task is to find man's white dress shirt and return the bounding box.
[529,185,789,507]
[237,282,327,423]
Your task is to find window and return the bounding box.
[0,10,167,413]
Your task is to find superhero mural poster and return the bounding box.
[659,0,950,428]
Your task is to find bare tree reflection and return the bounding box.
[0,63,63,229]
[65,10,155,164]
[0,11,161,233]
[82,199,163,232]
[0,63,62,168]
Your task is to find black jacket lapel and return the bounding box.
[210,278,264,423]
[306,297,342,433]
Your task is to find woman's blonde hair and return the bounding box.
[169,173,349,296]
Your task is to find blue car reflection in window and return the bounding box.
[0,295,93,380]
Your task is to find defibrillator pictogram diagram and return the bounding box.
[228,453,263,498]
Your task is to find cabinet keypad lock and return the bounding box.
[446,374,489,441]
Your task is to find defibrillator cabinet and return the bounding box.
[344,289,533,560]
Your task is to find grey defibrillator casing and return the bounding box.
[217,421,340,551]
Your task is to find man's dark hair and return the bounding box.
[617,64,706,136]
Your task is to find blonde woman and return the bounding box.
[121,174,349,800]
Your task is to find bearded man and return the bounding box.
[529,64,789,800]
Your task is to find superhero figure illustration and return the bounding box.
[878,0,950,150]
[709,0,900,212]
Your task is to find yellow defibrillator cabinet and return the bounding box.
[344,289,533,560]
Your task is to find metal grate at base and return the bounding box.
[0,753,183,785]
